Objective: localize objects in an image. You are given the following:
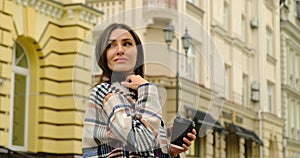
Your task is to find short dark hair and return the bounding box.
[95,23,144,83]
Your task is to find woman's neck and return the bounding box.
[110,71,132,83]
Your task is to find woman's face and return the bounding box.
[106,28,138,72]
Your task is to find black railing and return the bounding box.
[0,146,34,158]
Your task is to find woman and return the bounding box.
[82,23,196,158]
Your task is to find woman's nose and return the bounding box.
[116,44,124,56]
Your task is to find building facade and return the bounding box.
[86,0,284,158]
[280,0,300,157]
[0,0,289,157]
[0,0,102,156]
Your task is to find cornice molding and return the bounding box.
[282,84,300,98]
[14,0,103,25]
[287,138,300,147]
[281,20,300,42]
[186,1,205,17]
[261,112,284,127]
[211,24,253,56]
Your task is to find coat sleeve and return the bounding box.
[134,83,162,134]
[82,83,111,154]
[104,83,163,151]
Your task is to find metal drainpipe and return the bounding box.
[279,1,287,158]
[258,0,263,158]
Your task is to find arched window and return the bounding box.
[9,42,29,151]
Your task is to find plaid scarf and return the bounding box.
[82,82,170,158]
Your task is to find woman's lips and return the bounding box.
[114,58,127,63]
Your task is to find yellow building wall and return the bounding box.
[0,0,102,155]
[0,0,13,147]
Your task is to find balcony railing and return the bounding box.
[143,0,177,9]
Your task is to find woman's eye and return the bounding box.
[107,43,116,48]
[123,42,133,47]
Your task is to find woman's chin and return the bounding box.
[111,67,134,73]
[112,69,130,73]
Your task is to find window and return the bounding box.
[267,82,274,113]
[290,100,295,137]
[288,48,294,85]
[242,74,248,107]
[223,2,229,30]
[296,103,300,132]
[9,42,29,151]
[225,65,231,100]
[288,99,293,136]
[266,28,273,56]
[293,52,297,79]
[186,46,195,80]
[296,53,300,86]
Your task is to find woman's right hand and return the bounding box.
[121,74,148,90]
[169,129,197,157]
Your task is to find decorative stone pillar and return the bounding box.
[214,132,226,158]
[239,138,245,158]
[219,132,226,158]
[277,141,283,158]
[214,132,220,158]
[205,129,214,158]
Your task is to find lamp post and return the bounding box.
[163,22,191,112]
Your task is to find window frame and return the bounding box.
[186,46,196,80]
[9,42,30,151]
[223,2,229,31]
[267,82,274,113]
[266,28,273,56]
[289,99,295,137]
[241,14,246,42]
[242,74,249,107]
[225,65,231,100]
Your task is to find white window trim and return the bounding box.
[9,42,30,151]
[225,65,231,100]
[223,2,229,30]
[266,28,273,56]
[290,100,295,128]
[242,74,248,107]
[241,15,246,42]
[186,46,196,80]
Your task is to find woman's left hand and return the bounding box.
[169,129,197,157]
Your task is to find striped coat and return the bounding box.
[82,82,172,158]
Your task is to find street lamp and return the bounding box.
[182,28,192,56]
[163,22,192,112]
